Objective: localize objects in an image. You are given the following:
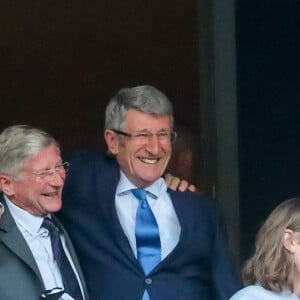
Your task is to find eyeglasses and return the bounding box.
[33,161,70,183]
[111,129,177,144]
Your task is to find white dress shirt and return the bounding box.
[115,171,181,260]
[4,195,82,300]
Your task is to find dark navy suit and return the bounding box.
[60,151,240,300]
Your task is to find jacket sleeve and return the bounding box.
[211,205,241,300]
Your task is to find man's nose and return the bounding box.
[145,134,161,153]
[48,171,65,186]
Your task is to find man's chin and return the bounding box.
[138,175,162,187]
[45,201,62,213]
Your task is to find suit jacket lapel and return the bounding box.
[110,202,140,267]
[95,159,142,270]
[0,196,44,286]
[151,190,187,272]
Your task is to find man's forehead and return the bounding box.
[24,145,62,170]
[125,110,171,125]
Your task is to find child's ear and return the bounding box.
[283,229,299,253]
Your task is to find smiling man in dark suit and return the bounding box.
[0,125,88,300]
[61,85,240,300]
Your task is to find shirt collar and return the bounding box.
[4,195,48,236]
[117,171,167,199]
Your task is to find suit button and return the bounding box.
[145,278,152,285]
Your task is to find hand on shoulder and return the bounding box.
[164,173,196,192]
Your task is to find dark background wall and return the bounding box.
[0,1,200,152]
[236,0,300,261]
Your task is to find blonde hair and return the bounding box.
[242,197,300,291]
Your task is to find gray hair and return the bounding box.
[0,125,60,177]
[105,85,174,130]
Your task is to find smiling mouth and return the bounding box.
[139,157,160,164]
[43,191,59,197]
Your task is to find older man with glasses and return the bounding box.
[60,85,240,300]
[0,125,88,300]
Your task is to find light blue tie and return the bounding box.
[132,189,161,300]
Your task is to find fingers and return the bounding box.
[187,184,196,193]
[177,180,196,192]
[164,173,181,191]
[164,173,197,192]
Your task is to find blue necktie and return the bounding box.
[132,189,161,300]
[42,218,84,300]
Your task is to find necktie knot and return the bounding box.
[132,189,159,209]
[42,217,58,233]
[131,188,147,201]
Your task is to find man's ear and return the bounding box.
[0,175,14,197]
[283,229,298,253]
[104,130,119,155]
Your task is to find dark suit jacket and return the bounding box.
[60,151,240,300]
[0,194,89,300]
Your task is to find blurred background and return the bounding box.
[1,0,299,267]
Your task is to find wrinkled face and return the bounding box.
[1,144,65,216]
[105,109,172,187]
